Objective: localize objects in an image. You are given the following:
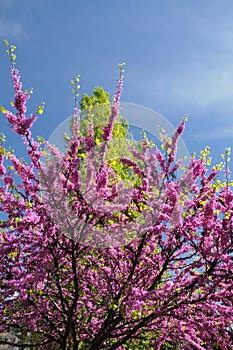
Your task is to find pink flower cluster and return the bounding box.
[0,59,233,350]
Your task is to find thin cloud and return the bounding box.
[165,65,233,107]
[134,14,233,112]
[0,18,23,37]
[193,126,233,141]
[0,0,24,38]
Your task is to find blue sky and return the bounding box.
[0,0,233,168]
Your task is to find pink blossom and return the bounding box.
[0,56,233,350]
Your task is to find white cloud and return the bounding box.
[193,126,233,141]
[135,14,233,112]
[142,67,233,114]
[165,64,233,107]
[0,0,24,38]
[0,18,23,37]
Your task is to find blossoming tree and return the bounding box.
[0,42,233,350]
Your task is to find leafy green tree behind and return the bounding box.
[74,86,144,187]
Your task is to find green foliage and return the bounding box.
[79,86,110,110]
[69,86,143,187]
[123,333,180,349]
